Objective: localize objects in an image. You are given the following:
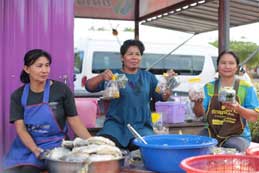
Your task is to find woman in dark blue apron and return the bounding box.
[3,49,91,173]
[86,40,172,150]
[192,51,259,152]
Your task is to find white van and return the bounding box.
[73,38,218,97]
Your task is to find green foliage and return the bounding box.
[210,41,259,68]
[123,27,134,32]
[249,82,259,142]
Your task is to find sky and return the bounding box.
[74,18,259,45]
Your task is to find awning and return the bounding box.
[140,0,259,34]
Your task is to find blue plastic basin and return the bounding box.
[133,134,217,173]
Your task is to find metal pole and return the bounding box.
[145,34,196,71]
[218,0,230,54]
[134,0,139,40]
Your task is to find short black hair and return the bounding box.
[120,39,145,56]
[20,49,52,83]
[217,50,239,66]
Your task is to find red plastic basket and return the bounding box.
[246,147,259,156]
[180,154,259,173]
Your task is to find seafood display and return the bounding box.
[47,147,71,160]
[45,136,122,173]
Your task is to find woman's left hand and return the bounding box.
[222,101,241,112]
[165,69,177,78]
[162,89,171,101]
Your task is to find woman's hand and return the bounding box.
[32,147,44,158]
[101,69,113,81]
[222,102,259,122]
[222,101,241,112]
[190,97,203,104]
[162,89,171,101]
[15,120,42,158]
[166,69,177,78]
[86,69,113,90]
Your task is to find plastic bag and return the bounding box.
[114,73,128,88]
[156,70,180,94]
[164,69,180,90]
[189,83,204,101]
[103,79,120,100]
[218,87,236,103]
[102,74,128,100]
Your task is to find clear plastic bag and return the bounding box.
[156,76,167,94]
[102,74,128,100]
[218,87,236,103]
[184,100,196,122]
[165,76,180,91]
[151,112,163,130]
[103,80,120,100]
[156,70,180,94]
[114,73,128,88]
[188,83,204,101]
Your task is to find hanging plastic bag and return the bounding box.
[114,73,128,88]
[102,74,128,100]
[164,69,180,91]
[103,75,120,100]
[156,69,180,94]
[188,77,204,101]
[218,87,236,103]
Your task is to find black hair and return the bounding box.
[120,39,145,56]
[217,50,239,66]
[20,49,52,83]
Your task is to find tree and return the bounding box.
[210,41,259,68]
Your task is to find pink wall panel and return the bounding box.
[0,0,74,169]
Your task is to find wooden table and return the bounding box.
[165,121,205,135]
[88,121,205,136]
[120,166,155,173]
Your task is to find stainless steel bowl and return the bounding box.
[46,158,123,173]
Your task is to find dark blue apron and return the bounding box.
[3,80,67,170]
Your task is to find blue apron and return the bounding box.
[3,80,67,170]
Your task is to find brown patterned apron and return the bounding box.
[207,79,245,146]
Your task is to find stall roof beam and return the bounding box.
[140,0,259,34]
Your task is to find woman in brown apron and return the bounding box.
[192,51,259,152]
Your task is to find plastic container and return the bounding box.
[75,98,98,127]
[133,134,217,173]
[246,146,259,156]
[155,101,185,123]
[181,154,259,173]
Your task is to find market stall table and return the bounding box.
[88,121,205,136]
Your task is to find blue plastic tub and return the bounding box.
[133,134,217,173]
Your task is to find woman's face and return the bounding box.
[122,46,141,72]
[218,53,238,78]
[24,56,50,83]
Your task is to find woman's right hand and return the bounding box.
[101,69,113,81]
[32,146,44,158]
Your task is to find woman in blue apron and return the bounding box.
[86,39,171,150]
[3,49,91,173]
[192,51,259,152]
